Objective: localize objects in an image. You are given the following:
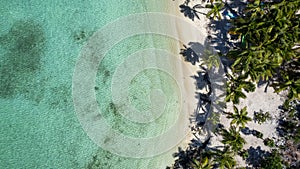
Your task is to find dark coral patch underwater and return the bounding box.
[0,20,46,99]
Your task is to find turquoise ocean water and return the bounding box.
[0,0,184,168]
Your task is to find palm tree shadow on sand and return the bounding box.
[179,0,207,21]
[169,1,261,168]
[168,44,271,168]
[181,40,226,133]
[167,36,228,168]
[170,0,300,168]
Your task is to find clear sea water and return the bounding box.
[0,0,184,168]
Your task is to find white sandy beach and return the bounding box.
[221,85,284,167]
[163,1,286,168]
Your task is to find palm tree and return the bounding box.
[201,49,221,69]
[191,157,213,169]
[225,74,255,104]
[261,149,283,169]
[220,126,246,152]
[224,106,252,128]
[170,137,214,169]
[206,1,225,20]
[254,110,271,124]
[213,147,236,169]
[226,0,300,105]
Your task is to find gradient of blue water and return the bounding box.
[0,0,180,168]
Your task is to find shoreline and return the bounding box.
[161,0,211,167]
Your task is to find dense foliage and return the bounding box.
[226,0,300,105]
[170,0,300,168]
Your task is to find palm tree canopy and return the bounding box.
[225,106,252,128]
[221,126,246,152]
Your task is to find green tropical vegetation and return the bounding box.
[238,149,249,160]
[227,0,300,105]
[225,74,256,104]
[253,110,272,124]
[260,149,283,169]
[191,157,213,169]
[170,0,300,168]
[224,106,251,128]
[205,1,224,20]
[263,138,275,147]
[220,126,246,153]
[253,130,264,139]
[212,148,236,169]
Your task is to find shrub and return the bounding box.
[263,138,275,147]
[254,110,272,124]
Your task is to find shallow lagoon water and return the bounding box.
[0,0,185,168]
